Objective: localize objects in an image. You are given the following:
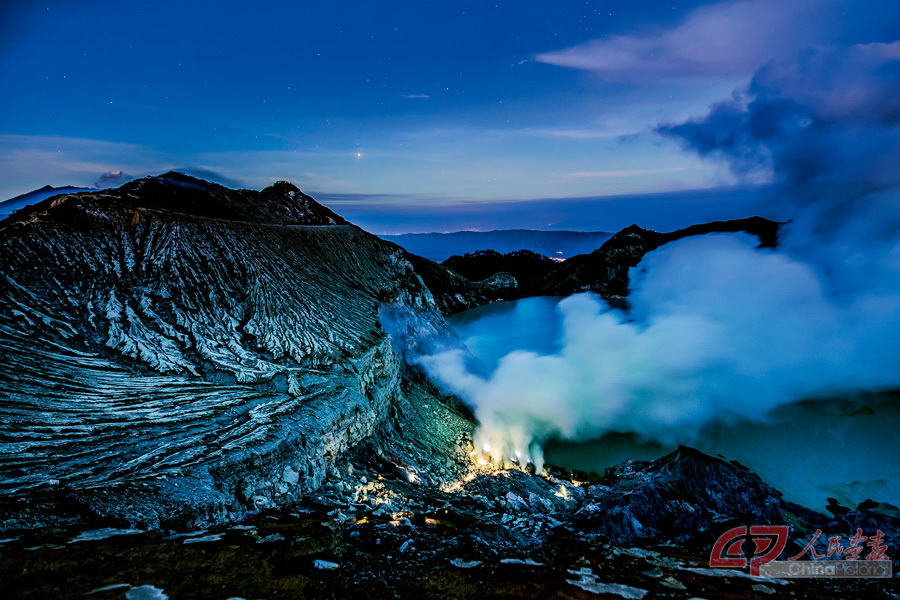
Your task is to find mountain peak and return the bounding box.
[129,171,223,191]
[123,173,347,225]
[264,180,302,194]
[158,170,204,182]
[616,224,653,236]
[6,172,348,228]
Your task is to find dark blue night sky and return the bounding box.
[2,0,899,232]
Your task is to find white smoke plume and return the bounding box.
[419,41,900,471]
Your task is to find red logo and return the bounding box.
[789,528,891,562]
[709,525,789,576]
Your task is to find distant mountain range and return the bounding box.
[380,229,613,262]
[440,217,781,299]
[0,185,96,219]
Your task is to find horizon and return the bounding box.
[0,170,775,234]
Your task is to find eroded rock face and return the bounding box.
[0,173,471,529]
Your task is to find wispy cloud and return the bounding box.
[0,134,167,197]
[95,170,135,188]
[568,167,689,178]
[512,127,639,139]
[401,94,429,99]
[0,134,145,156]
[312,191,428,205]
[319,185,768,234]
[535,0,826,81]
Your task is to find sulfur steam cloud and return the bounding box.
[419,42,900,471]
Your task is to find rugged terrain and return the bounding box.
[0,172,473,530]
[2,446,897,599]
[1,175,895,598]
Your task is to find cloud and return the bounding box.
[0,134,162,198]
[95,170,135,188]
[0,134,260,200]
[510,127,639,139]
[170,167,247,189]
[312,185,768,234]
[418,35,900,474]
[312,191,426,205]
[568,167,687,178]
[535,0,824,81]
[657,42,900,210]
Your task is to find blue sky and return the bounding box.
[1,0,898,232]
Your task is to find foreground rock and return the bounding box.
[572,446,824,546]
[2,446,896,599]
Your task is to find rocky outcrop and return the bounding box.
[399,252,519,314]
[0,173,471,529]
[1,176,889,598]
[572,446,823,546]
[4,435,897,598]
[442,249,556,287]
[431,217,782,312]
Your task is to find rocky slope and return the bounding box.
[3,446,897,599]
[0,172,472,529]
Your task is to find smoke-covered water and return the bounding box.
[418,40,900,515]
[448,296,900,511]
[447,297,565,371]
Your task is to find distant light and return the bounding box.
[356,152,363,158]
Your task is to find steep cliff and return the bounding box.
[0,173,471,529]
